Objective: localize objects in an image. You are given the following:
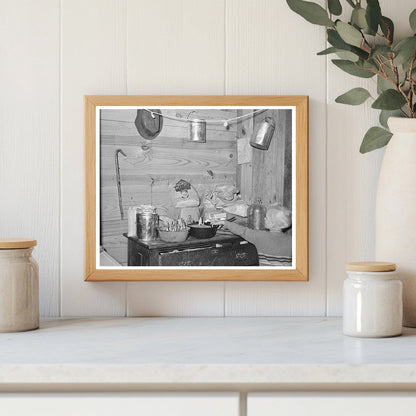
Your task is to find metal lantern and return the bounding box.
[189,119,206,143]
[250,116,276,150]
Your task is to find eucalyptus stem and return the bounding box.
[287,0,416,151]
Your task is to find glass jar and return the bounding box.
[0,239,39,332]
[247,199,267,230]
[343,261,402,338]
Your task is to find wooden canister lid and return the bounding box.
[0,239,37,249]
[346,261,396,272]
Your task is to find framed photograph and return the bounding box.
[85,96,308,281]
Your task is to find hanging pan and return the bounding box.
[135,109,163,140]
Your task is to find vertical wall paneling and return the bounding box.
[236,110,254,203]
[0,1,60,317]
[125,0,227,316]
[126,0,226,95]
[61,0,127,316]
[251,110,291,207]
[224,0,327,316]
[5,0,409,316]
[126,281,226,317]
[326,0,416,316]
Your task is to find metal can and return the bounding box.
[136,209,159,241]
[189,119,206,143]
[250,117,276,150]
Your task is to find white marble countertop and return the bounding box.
[1,317,416,389]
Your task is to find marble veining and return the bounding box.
[0,317,416,385]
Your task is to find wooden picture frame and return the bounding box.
[85,96,308,281]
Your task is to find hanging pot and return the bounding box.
[135,109,163,140]
[250,117,276,150]
[375,117,416,327]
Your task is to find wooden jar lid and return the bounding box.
[0,239,37,249]
[346,261,396,272]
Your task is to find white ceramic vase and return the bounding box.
[376,117,416,327]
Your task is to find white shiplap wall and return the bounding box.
[0,0,61,316]
[1,0,413,317]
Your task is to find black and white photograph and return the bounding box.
[98,106,295,269]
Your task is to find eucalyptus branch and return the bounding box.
[358,65,383,78]
[374,56,385,73]
[375,57,400,89]
[397,80,413,117]
[287,0,416,151]
[390,59,400,86]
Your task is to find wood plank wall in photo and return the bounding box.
[237,109,292,210]
[100,109,237,265]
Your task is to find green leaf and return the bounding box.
[317,47,338,55]
[336,21,363,47]
[328,0,342,16]
[377,75,393,94]
[379,110,402,129]
[366,0,382,35]
[380,16,394,44]
[335,50,359,62]
[335,87,371,105]
[394,36,416,71]
[362,59,379,72]
[317,46,358,61]
[410,9,416,32]
[287,0,334,27]
[327,29,369,59]
[372,89,407,110]
[332,59,375,78]
[360,127,392,153]
[351,7,369,32]
[371,46,392,58]
[327,29,348,48]
[376,67,404,96]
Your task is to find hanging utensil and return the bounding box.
[189,119,206,143]
[115,149,127,219]
[250,116,276,150]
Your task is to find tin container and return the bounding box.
[250,117,276,150]
[343,262,402,338]
[0,239,39,332]
[190,119,206,143]
[136,208,159,241]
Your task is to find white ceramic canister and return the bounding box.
[343,262,402,338]
[0,239,39,332]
